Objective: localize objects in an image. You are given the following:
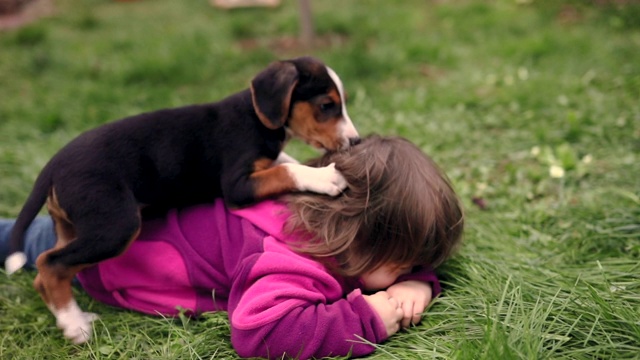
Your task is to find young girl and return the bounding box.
[0,135,464,359]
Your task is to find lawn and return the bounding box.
[1,0,639,358]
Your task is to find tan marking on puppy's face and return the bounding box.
[287,89,350,151]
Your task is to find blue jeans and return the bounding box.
[0,216,57,269]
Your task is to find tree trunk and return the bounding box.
[299,0,314,48]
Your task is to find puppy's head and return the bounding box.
[250,56,359,151]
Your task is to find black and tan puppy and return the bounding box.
[5,56,359,343]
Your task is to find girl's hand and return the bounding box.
[362,291,404,336]
[385,280,433,328]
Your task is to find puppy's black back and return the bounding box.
[53,90,281,208]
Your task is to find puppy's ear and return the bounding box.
[251,61,299,129]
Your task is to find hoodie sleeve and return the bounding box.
[227,237,387,359]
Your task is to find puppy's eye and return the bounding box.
[319,102,336,111]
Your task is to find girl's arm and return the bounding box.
[227,250,389,359]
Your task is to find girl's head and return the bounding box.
[285,135,464,280]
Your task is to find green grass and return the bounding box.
[1,0,639,358]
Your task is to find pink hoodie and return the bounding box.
[77,199,440,359]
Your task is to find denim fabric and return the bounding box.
[0,216,56,268]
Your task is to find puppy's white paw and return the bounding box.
[285,162,347,196]
[82,312,100,323]
[314,163,348,196]
[54,301,97,344]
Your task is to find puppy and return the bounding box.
[5,56,359,344]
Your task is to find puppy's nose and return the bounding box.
[349,137,361,147]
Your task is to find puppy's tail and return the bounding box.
[6,166,52,275]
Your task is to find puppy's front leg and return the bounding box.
[282,163,347,196]
[225,160,347,207]
[274,151,300,165]
[272,153,348,195]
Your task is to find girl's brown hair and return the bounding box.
[284,134,464,277]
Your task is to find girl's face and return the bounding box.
[360,264,412,291]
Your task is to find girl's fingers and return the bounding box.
[388,297,397,306]
[411,299,428,325]
[398,301,424,328]
[401,302,414,328]
[395,307,404,323]
[411,311,422,326]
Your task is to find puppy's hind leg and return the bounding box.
[36,189,141,344]
[34,250,97,344]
